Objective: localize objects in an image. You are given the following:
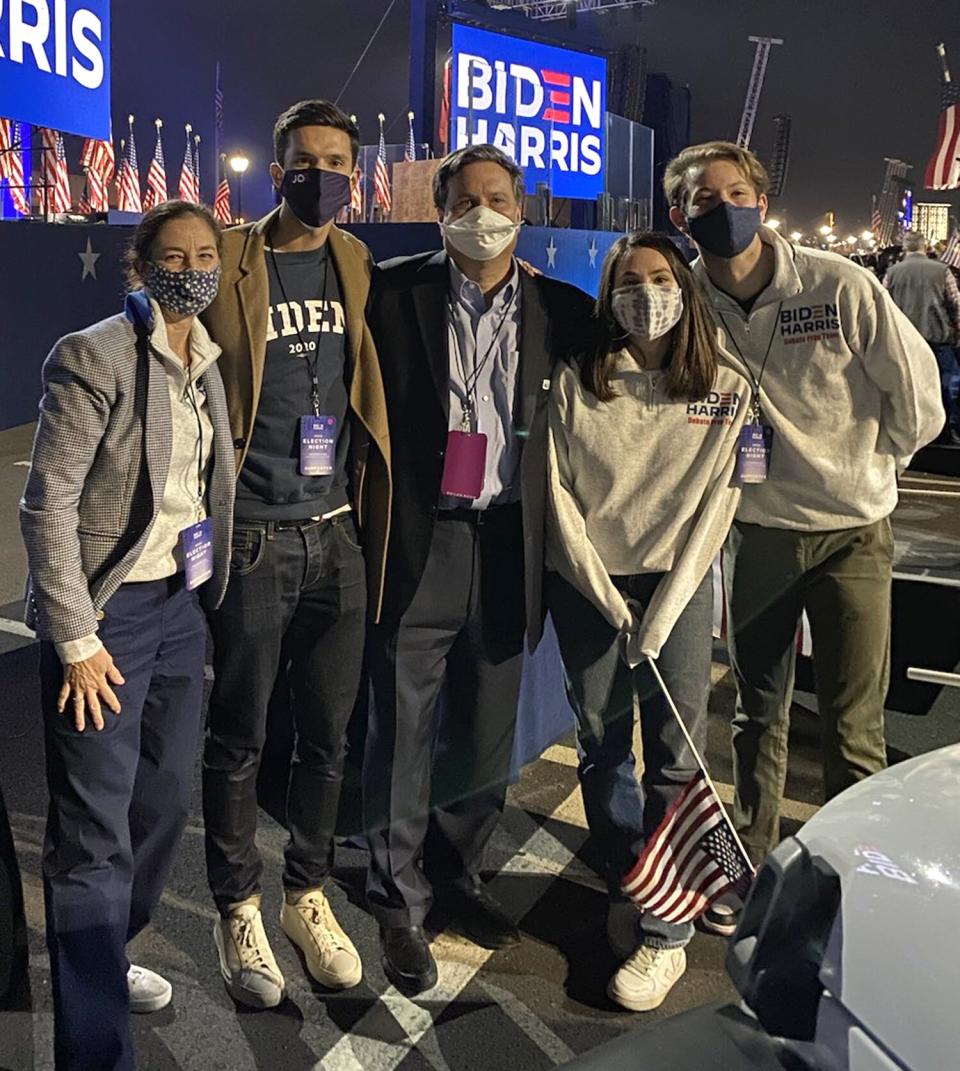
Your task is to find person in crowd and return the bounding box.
[545,230,751,1012]
[200,99,391,1007]
[663,142,942,883]
[362,144,594,995]
[884,230,960,444]
[19,201,235,1070]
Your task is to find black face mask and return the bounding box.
[687,201,763,259]
[279,167,352,229]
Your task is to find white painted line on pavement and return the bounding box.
[0,617,34,639]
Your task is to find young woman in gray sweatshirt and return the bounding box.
[544,231,750,1014]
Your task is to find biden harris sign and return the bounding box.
[451,24,606,200]
[0,0,110,138]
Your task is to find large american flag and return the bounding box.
[374,117,392,213]
[117,129,143,214]
[179,127,199,204]
[193,134,202,198]
[924,80,960,190]
[80,128,114,210]
[213,154,232,226]
[621,770,753,924]
[0,118,30,215]
[86,166,108,215]
[143,121,168,210]
[80,134,114,185]
[41,128,71,215]
[350,166,363,218]
[870,195,882,236]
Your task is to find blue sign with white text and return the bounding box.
[451,24,607,200]
[0,0,110,138]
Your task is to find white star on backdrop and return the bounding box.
[546,237,558,270]
[588,239,599,268]
[78,238,100,281]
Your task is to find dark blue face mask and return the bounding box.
[687,201,762,259]
[280,167,352,229]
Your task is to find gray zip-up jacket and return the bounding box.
[546,348,751,662]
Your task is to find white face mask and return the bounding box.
[440,205,521,262]
[612,284,684,342]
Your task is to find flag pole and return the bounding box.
[645,657,756,872]
[214,61,221,191]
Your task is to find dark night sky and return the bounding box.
[110,0,959,232]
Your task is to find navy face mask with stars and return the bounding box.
[143,263,222,317]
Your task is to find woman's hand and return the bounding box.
[57,647,126,732]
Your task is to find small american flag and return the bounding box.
[621,770,753,924]
[871,195,882,236]
[924,79,960,191]
[942,224,960,269]
[143,121,168,210]
[117,124,143,214]
[0,118,30,215]
[77,175,92,215]
[41,128,72,215]
[374,115,392,213]
[179,127,200,204]
[213,154,231,225]
[404,112,417,163]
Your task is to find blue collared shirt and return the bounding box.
[441,258,523,511]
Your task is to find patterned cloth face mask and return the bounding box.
[612,283,684,342]
[144,263,222,317]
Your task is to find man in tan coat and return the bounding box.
[200,100,391,1008]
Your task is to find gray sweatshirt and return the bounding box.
[693,227,944,531]
[546,349,751,663]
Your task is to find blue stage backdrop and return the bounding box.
[0,1,111,138]
[0,221,611,433]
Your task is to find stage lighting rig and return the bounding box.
[489,0,654,21]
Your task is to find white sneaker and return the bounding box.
[280,888,362,990]
[214,898,286,1008]
[608,945,686,1012]
[127,964,172,1014]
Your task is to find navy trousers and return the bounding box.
[41,578,206,1071]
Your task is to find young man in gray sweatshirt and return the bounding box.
[665,141,943,869]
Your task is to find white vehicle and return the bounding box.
[562,743,960,1070]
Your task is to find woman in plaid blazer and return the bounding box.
[19,201,235,1071]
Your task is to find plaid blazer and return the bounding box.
[20,296,236,646]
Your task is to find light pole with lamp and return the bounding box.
[229,153,249,223]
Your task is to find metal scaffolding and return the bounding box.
[736,36,783,149]
[489,0,654,20]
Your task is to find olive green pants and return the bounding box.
[724,518,893,863]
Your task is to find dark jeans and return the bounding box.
[725,519,892,863]
[41,577,206,1071]
[0,778,31,1070]
[546,570,713,950]
[931,343,959,436]
[203,513,366,914]
[364,506,526,927]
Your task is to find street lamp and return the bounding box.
[860,230,874,241]
[818,224,833,237]
[766,218,781,230]
[229,154,250,222]
[790,231,803,242]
